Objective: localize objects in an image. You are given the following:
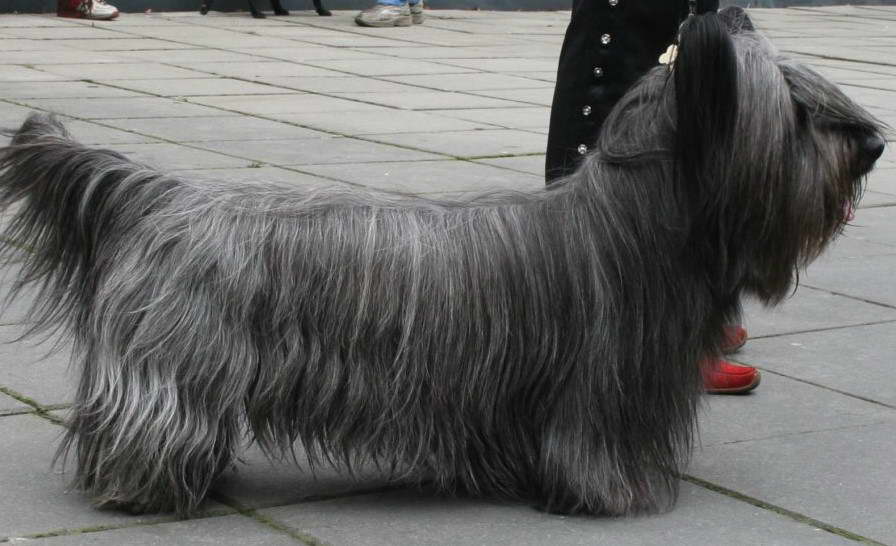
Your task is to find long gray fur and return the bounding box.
[0,8,886,517]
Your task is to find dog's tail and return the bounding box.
[0,112,177,336]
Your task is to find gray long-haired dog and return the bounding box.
[0,8,886,517]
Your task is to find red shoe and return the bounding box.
[722,325,748,354]
[702,358,761,394]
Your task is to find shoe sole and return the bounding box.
[57,10,119,19]
[705,370,761,395]
[355,15,412,26]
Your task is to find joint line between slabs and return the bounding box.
[682,475,889,545]
[209,492,326,546]
[0,385,66,425]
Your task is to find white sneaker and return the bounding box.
[409,1,423,24]
[355,3,411,27]
[88,0,120,20]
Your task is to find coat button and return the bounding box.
[593,66,604,78]
[577,144,588,155]
[600,33,611,46]
[582,105,592,116]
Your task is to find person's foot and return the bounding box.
[355,3,411,27]
[409,1,424,24]
[722,324,748,354]
[58,0,119,19]
[702,359,761,394]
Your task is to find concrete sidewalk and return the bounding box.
[1,6,894,545]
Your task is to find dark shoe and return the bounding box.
[702,359,761,394]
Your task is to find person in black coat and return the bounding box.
[546,0,719,183]
[546,0,761,394]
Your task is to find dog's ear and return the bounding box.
[673,12,739,198]
[718,6,754,34]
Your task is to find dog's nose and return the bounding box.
[862,134,885,163]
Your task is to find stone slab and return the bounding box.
[0,324,75,406]
[22,97,232,120]
[99,77,294,97]
[741,284,896,339]
[275,109,492,136]
[188,93,384,115]
[196,137,443,166]
[23,514,301,546]
[733,321,896,407]
[0,81,144,100]
[0,414,229,541]
[260,76,425,95]
[697,369,893,448]
[691,422,896,545]
[474,154,546,176]
[173,61,346,79]
[801,253,896,307]
[382,73,553,91]
[213,443,395,510]
[105,115,328,142]
[334,90,525,110]
[103,142,252,170]
[261,482,854,546]
[0,392,27,413]
[367,129,547,159]
[300,58,476,77]
[172,166,332,187]
[428,106,551,130]
[298,159,544,193]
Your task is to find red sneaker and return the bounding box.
[702,358,761,394]
[722,325,748,354]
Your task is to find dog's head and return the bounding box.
[596,7,887,303]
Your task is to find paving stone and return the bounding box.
[469,87,556,106]
[260,76,424,95]
[22,514,301,546]
[174,61,346,79]
[260,482,854,546]
[0,414,229,541]
[188,93,384,115]
[60,119,165,145]
[436,57,560,73]
[117,48,264,63]
[99,78,293,98]
[35,62,210,81]
[0,81,144,100]
[0,65,68,82]
[106,115,327,142]
[382,73,553,91]
[697,370,893,448]
[741,284,896,338]
[299,159,544,193]
[733,321,896,407]
[428,106,551,130]
[0,392,27,413]
[102,142,251,170]
[196,137,442,166]
[691,422,896,545]
[0,324,75,406]
[54,38,195,51]
[0,26,127,39]
[173,166,332,187]
[300,58,476,77]
[474,154,546,175]
[229,46,388,62]
[801,253,896,307]
[22,97,231,120]
[334,90,524,110]
[0,102,40,126]
[212,443,395,510]
[367,129,547,158]
[275,110,492,136]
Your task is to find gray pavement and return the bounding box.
[0,5,895,545]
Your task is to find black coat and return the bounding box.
[545,0,719,183]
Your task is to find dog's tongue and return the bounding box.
[844,201,856,222]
